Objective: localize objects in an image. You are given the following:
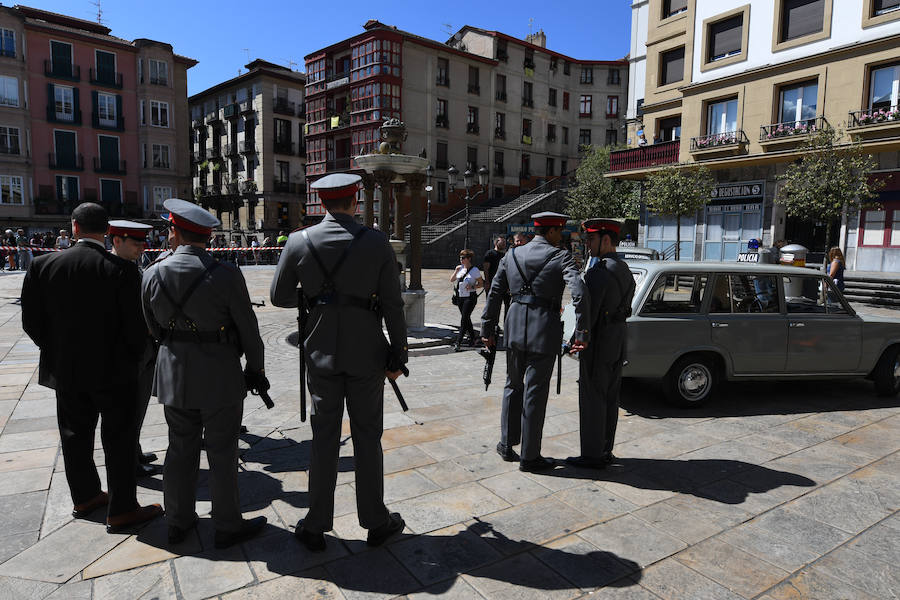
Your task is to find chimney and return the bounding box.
[525,29,547,48]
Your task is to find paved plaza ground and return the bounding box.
[0,265,897,599]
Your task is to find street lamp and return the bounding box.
[425,164,434,224]
[448,164,489,249]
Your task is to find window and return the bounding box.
[547,123,556,141]
[466,146,477,171]
[521,153,531,177]
[659,116,681,141]
[97,92,117,127]
[468,66,480,94]
[55,86,74,121]
[606,96,618,117]
[562,126,569,144]
[784,276,840,314]
[436,141,448,169]
[781,0,825,41]
[710,274,780,313]
[149,59,168,86]
[150,100,169,127]
[563,91,570,110]
[53,131,77,169]
[606,129,618,145]
[869,63,900,110]
[0,76,17,107]
[95,50,116,84]
[276,160,289,183]
[660,47,685,86]
[862,209,885,245]
[496,74,507,101]
[642,273,708,314]
[50,41,73,76]
[0,126,19,154]
[152,144,170,168]
[494,151,504,176]
[664,0,688,18]
[0,175,23,205]
[496,39,508,61]
[98,135,120,171]
[100,179,122,207]
[523,81,533,107]
[140,99,146,126]
[779,80,818,124]
[524,48,535,69]
[546,157,555,176]
[608,69,621,85]
[563,60,570,75]
[579,128,592,146]
[437,180,447,204]
[436,98,448,127]
[495,112,505,138]
[152,186,171,212]
[467,106,479,133]
[274,118,291,144]
[561,159,567,175]
[56,175,78,205]
[707,97,738,135]
[1,28,15,58]
[437,58,449,86]
[707,15,743,62]
[580,67,593,84]
[874,0,900,15]
[522,118,532,142]
[579,95,592,117]
[549,88,557,107]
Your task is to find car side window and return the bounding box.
[641,273,708,314]
[784,276,829,314]
[710,274,780,314]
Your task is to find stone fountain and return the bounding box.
[355,118,429,330]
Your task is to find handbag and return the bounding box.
[452,266,471,306]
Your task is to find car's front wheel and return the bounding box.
[873,345,900,397]
[664,354,718,407]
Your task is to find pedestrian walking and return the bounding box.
[481,212,590,472]
[15,228,32,272]
[270,173,408,553]
[566,219,635,470]
[141,199,267,548]
[21,203,163,533]
[450,249,483,351]
[482,235,509,330]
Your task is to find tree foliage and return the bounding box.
[775,128,882,250]
[644,166,715,260]
[566,145,640,220]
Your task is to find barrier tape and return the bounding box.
[0,246,285,252]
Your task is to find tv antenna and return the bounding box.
[283,58,299,71]
[528,17,534,37]
[242,48,251,64]
[90,0,104,25]
[441,23,454,37]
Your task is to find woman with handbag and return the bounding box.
[450,249,484,351]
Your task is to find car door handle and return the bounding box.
[711,322,729,328]
[789,322,805,328]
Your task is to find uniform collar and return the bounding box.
[174,244,209,257]
[77,238,105,248]
[323,212,356,224]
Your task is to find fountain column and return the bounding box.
[360,172,376,228]
[405,172,426,292]
[373,169,394,234]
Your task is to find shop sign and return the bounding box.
[709,181,765,202]
[708,203,761,213]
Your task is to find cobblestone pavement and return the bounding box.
[0,266,897,599]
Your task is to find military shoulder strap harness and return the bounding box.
[155,260,233,344]
[301,227,379,312]
[509,246,562,310]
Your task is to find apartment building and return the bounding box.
[304,20,627,222]
[0,5,195,232]
[189,60,306,240]
[611,0,900,272]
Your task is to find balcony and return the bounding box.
[523,59,535,70]
[522,134,533,145]
[327,157,351,171]
[0,143,20,156]
[148,75,168,86]
[93,157,126,174]
[494,165,504,176]
[519,170,531,179]
[690,130,749,157]
[848,107,900,137]
[49,153,84,171]
[225,143,239,157]
[207,147,223,161]
[272,180,292,193]
[206,111,222,125]
[580,111,593,118]
[46,106,82,125]
[91,112,125,131]
[435,75,449,87]
[609,140,680,173]
[327,113,351,131]
[239,100,255,115]
[226,182,240,195]
[44,60,80,81]
[241,180,258,194]
[760,116,828,149]
[495,128,506,140]
[274,140,294,155]
[466,123,479,134]
[240,140,256,154]
[0,48,15,59]
[326,71,350,90]
[273,98,296,116]
[193,118,206,129]
[151,159,170,169]
[547,135,557,143]
[223,103,240,119]
[522,98,534,108]
[606,111,619,119]
[468,84,480,95]
[496,91,507,102]
[435,115,449,128]
[89,68,122,89]
[496,50,508,62]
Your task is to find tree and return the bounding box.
[776,128,882,254]
[566,145,640,220]
[644,165,715,260]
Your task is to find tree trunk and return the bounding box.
[675,214,681,261]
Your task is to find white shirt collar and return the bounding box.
[77,238,106,248]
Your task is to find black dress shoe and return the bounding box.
[138,452,158,465]
[565,455,611,470]
[239,425,248,434]
[294,520,326,552]
[519,456,556,473]
[136,463,162,478]
[214,516,267,549]
[168,520,198,544]
[496,442,519,462]
[367,512,404,547]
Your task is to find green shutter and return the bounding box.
[115,95,122,127]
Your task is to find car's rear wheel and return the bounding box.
[873,345,900,397]
[664,354,718,407]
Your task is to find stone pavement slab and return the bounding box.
[172,545,255,600]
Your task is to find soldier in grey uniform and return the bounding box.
[270,173,408,552]
[566,219,635,470]
[481,212,590,472]
[109,220,161,478]
[142,199,267,548]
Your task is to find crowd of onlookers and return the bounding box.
[1,228,73,271]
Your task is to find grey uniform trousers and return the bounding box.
[578,350,623,459]
[135,352,155,457]
[163,401,243,532]
[305,370,390,534]
[501,350,556,461]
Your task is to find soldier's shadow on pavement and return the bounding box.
[537,458,815,504]
[620,377,900,419]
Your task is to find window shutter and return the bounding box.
[91,90,98,115]
[662,47,685,85]
[73,87,80,113]
[783,0,825,41]
[709,16,743,61]
[115,95,122,125]
[46,82,53,105]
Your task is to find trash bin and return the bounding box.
[779,244,808,267]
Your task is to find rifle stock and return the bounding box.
[297,288,308,422]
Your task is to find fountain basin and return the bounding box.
[355,154,429,175]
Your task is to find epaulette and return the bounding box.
[148,250,174,266]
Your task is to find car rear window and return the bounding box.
[783,275,848,314]
[641,273,709,314]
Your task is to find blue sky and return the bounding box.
[32,0,632,95]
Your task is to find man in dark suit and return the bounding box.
[21,203,163,533]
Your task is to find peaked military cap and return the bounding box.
[582,218,625,235]
[108,219,152,240]
[311,173,361,201]
[163,198,221,236]
[531,211,569,227]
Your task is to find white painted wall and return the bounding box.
[627,0,649,120]
[692,0,900,85]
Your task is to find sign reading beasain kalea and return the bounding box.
[709,181,765,202]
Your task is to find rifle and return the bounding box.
[480,344,497,391]
[387,365,410,411]
[297,288,308,422]
[557,342,569,395]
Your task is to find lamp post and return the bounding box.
[448,164,489,249]
[425,164,434,225]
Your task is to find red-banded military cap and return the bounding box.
[108,220,152,240]
[531,211,569,227]
[163,198,221,236]
[583,218,625,235]
[311,173,362,202]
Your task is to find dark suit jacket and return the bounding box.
[21,240,146,391]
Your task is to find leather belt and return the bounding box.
[307,292,380,312]
[162,328,232,344]
[511,294,559,310]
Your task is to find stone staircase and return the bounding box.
[842,272,900,308]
